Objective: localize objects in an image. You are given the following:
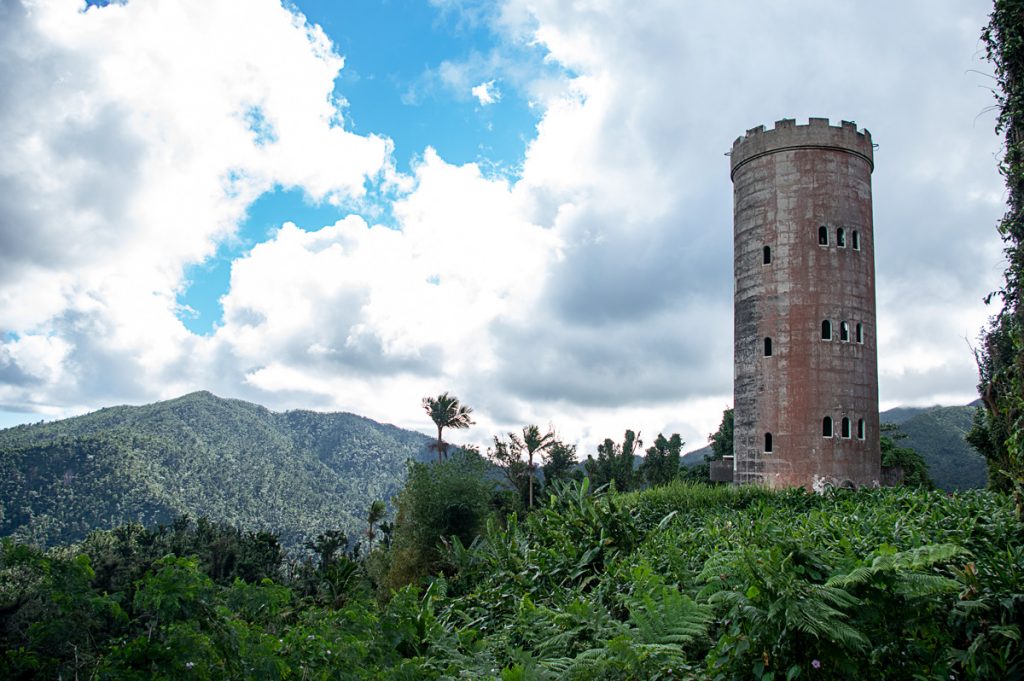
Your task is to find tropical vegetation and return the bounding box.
[973,0,1024,517]
[2,478,1021,679]
[5,6,1024,677]
[421,392,475,463]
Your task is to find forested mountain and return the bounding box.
[681,445,712,466]
[880,404,987,491]
[0,391,432,548]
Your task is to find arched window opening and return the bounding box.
[818,225,829,246]
[856,323,863,344]
[763,245,772,264]
[822,416,833,438]
[764,337,773,357]
[837,227,846,247]
[840,321,850,342]
[853,230,860,250]
[841,417,851,438]
[857,419,865,440]
[821,320,832,340]
[764,432,773,453]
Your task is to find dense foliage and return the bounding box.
[0,391,432,548]
[584,430,643,492]
[880,424,934,489]
[540,440,579,489]
[487,426,567,509]
[639,434,684,488]
[375,450,497,593]
[707,408,733,461]
[974,0,1024,515]
[3,480,1021,679]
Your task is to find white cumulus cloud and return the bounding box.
[471,79,501,105]
[0,0,387,411]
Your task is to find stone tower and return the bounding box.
[729,118,881,489]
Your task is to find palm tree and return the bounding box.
[422,392,475,463]
[366,499,386,548]
[522,424,555,508]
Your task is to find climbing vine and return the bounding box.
[973,0,1024,517]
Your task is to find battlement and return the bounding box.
[730,117,873,179]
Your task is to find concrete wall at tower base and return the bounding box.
[709,457,735,483]
[733,455,880,490]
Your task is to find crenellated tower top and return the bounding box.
[730,118,873,180]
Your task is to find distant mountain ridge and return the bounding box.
[880,404,986,491]
[0,391,433,548]
[0,393,990,549]
[680,403,987,491]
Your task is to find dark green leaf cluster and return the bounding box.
[639,434,684,488]
[542,440,580,489]
[707,408,733,461]
[584,430,642,492]
[373,450,498,594]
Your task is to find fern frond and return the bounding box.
[892,572,960,597]
[827,565,875,589]
[827,543,966,595]
[626,587,711,647]
[892,543,967,571]
[807,583,862,610]
[537,656,574,676]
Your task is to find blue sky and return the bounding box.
[0,0,1008,449]
[177,0,547,335]
[306,0,539,168]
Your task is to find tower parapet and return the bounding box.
[730,118,873,180]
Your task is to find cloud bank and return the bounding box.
[0,0,1005,453]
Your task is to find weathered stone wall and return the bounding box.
[730,118,881,489]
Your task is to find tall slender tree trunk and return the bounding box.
[436,425,444,464]
[528,452,534,507]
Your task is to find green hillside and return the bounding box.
[880,405,987,491]
[0,391,432,548]
[877,405,929,425]
[681,444,712,466]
